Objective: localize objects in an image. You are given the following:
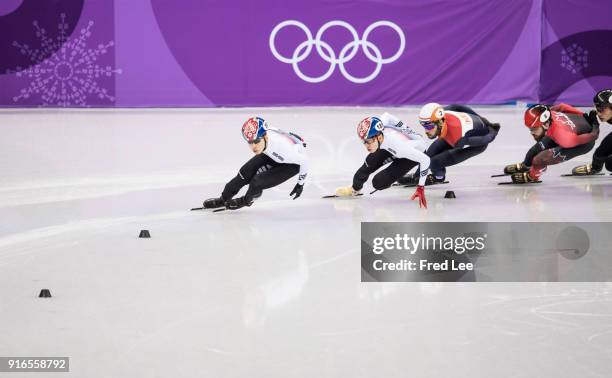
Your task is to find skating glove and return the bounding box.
[411,185,427,209]
[335,186,360,197]
[290,183,303,200]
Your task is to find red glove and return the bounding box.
[528,166,545,181]
[410,185,427,209]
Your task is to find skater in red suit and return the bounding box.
[503,104,600,183]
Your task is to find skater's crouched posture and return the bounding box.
[335,113,430,208]
[504,104,600,183]
[203,117,308,210]
[414,103,500,184]
[571,89,612,175]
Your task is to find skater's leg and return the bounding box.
[559,140,596,161]
[244,163,300,202]
[592,132,612,171]
[531,141,595,179]
[426,139,452,179]
[372,159,418,190]
[221,154,273,200]
[430,144,487,177]
[352,149,393,191]
[444,105,499,131]
[444,104,478,116]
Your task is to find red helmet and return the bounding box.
[241,117,268,142]
[356,116,384,140]
[524,104,551,129]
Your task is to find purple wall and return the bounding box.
[540,0,612,104]
[0,0,610,107]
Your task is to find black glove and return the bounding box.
[289,183,303,200]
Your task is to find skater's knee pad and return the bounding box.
[605,157,612,172]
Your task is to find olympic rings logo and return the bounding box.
[269,20,405,84]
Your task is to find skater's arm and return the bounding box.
[380,112,403,128]
[550,103,584,116]
[393,142,431,186]
[523,137,556,166]
[353,160,376,191]
[352,150,391,191]
[293,152,309,185]
[271,137,309,185]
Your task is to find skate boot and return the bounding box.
[511,172,538,184]
[224,196,253,210]
[203,197,225,209]
[504,163,529,175]
[396,174,418,186]
[571,163,601,176]
[425,174,446,186]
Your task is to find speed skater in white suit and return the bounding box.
[202,117,309,210]
[334,113,431,208]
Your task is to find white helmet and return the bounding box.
[418,103,445,124]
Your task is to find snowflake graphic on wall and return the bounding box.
[560,43,588,74]
[6,13,121,106]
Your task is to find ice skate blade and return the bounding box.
[560,173,605,177]
[498,181,542,185]
[322,193,364,199]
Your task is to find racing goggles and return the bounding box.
[419,120,438,131]
[248,138,263,145]
[595,104,612,112]
[363,137,377,145]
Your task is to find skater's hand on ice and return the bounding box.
[411,185,427,209]
[335,186,359,197]
[290,183,304,200]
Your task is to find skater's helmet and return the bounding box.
[242,117,268,143]
[357,116,384,140]
[418,103,445,130]
[524,104,551,128]
[594,89,612,109]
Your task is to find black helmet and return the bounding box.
[593,89,612,108]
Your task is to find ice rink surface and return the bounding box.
[1,107,611,377]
